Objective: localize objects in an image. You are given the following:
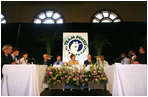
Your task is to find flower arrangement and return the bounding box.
[85,64,107,84]
[45,64,107,87]
[45,65,68,85]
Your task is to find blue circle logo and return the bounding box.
[64,35,88,56]
[69,40,83,52]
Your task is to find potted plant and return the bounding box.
[45,65,66,91]
[91,34,111,62]
[36,31,58,57]
[45,64,108,91]
[86,64,107,91]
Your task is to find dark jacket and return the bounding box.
[135,53,147,64]
[1,51,14,68]
[1,51,14,78]
[40,59,52,66]
[84,60,95,66]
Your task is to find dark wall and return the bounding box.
[1,1,147,23]
[1,22,147,64]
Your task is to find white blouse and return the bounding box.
[19,57,28,64]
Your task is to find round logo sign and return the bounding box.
[64,35,88,56]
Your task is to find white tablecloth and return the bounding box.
[104,64,147,96]
[1,65,47,96]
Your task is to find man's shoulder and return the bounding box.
[123,57,128,60]
[84,60,88,62]
[104,60,108,63]
[8,54,13,59]
[47,59,51,61]
[125,57,130,60]
[53,61,57,63]
[1,51,6,57]
[60,61,64,63]
[143,53,147,57]
[40,59,44,62]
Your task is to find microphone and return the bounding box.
[114,57,122,63]
[27,58,37,64]
[31,58,38,64]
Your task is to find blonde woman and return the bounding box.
[68,54,79,66]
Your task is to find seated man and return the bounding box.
[98,55,109,68]
[84,54,95,66]
[133,46,147,64]
[98,55,109,90]
[1,44,16,66]
[120,53,130,64]
[11,47,20,63]
[53,56,64,66]
[1,44,16,78]
[40,54,52,66]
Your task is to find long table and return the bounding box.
[104,64,147,96]
[1,65,47,96]
[1,64,147,96]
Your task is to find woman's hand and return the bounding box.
[133,61,139,64]
[11,62,17,64]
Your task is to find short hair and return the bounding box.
[12,47,20,52]
[70,54,76,59]
[140,46,146,52]
[88,54,92,57]
[57,55,61,58]
[2,44,12,51]
[130,50,135,53]
[121,53,126,56]
[43,54,48,57]
[100,54,104,57]
[129,50,136,54]
[21,52,28,56]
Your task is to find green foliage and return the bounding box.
[36,31,58,55]
[91,34,111,56]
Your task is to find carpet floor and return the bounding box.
[40,89,112,96]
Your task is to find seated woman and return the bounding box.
[19,52,29,64]
[68,54,79,66]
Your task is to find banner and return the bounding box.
[63,32,89,65]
